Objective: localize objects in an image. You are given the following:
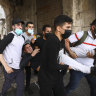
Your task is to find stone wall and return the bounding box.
[62,0,73,17]
[0,0,96,34]
[0,0,37,34]
[13,0,37,34]
[36,0,62,33]
[72,0,96,33]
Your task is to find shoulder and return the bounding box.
[68,31,84,43]
[22,32,26,35]
[35,36,44,43]
[70,31,84,38]
[47,34,59,44]
[6,31,15,39]
[75,31,84,37]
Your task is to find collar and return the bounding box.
[88,30,94,39]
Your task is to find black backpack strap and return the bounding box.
[72,31,88,47]
[22,35,25,41]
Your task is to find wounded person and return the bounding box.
[20,41,40,71]
[58,48,96,74]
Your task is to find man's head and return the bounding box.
[12,18,24,35]
[23,41,33,54]
[90,19,96,38]
[42,24,52,39]
[54,15,73,39]
[25,22,34,35]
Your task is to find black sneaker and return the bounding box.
[25,86,33,95]
[91,67,96,76]
[0,93,2,96]
[0,93,8,96]
[34,81,40,89]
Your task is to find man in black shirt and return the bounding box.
[34,25,52,72]
[35,24,52,51]
[38,15,72,96]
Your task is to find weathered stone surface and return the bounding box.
[72,0,96,33]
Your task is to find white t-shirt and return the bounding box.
[68,30,96,67]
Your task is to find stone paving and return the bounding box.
[0,66,90,96]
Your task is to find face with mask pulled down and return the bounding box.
[26,24,34,35]
[12,23,23,36]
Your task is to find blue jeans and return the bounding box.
[2,68,24,96]
[66,70,86,96]
[66,70,96,96]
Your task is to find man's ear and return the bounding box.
[91,25,95,31]
[24,49,26,53]
[57,26,61,32]
[25,27,28,31]
[12,25,15,30]
[43,31,45,35]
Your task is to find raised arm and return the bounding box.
[65,38,78,58]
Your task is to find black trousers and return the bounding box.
[40,83,66,96]
[25,66,31,87]
[86,75,96,96]
[39,74,66,96]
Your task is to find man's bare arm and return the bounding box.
[65,39,78,58]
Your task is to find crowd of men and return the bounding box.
[0,15,96,96]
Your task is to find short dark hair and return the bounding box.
[42,24,51,31]
[54,15,73,30]
[90,19,96,26]
[22,40,31,51]
[26,22,34,27]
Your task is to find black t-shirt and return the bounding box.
[38,34,69,84]
[20,53,40,70]
[34,36,46,66]
[35,36,45,52]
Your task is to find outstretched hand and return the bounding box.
[31,48,40,57]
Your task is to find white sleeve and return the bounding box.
[68,31,84,43]
[59,49,91,73]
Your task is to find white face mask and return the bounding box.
[28,29,34,35]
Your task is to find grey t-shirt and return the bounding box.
[22,32,33,42]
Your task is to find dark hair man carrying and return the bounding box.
[38,15,72,96]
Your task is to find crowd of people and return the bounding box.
[0,15,96,96]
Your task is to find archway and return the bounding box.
[0,5,6,39]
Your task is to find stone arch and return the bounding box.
[0,0,14,35]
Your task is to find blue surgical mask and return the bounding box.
[15,29,23,35]
[28,29,34,35]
